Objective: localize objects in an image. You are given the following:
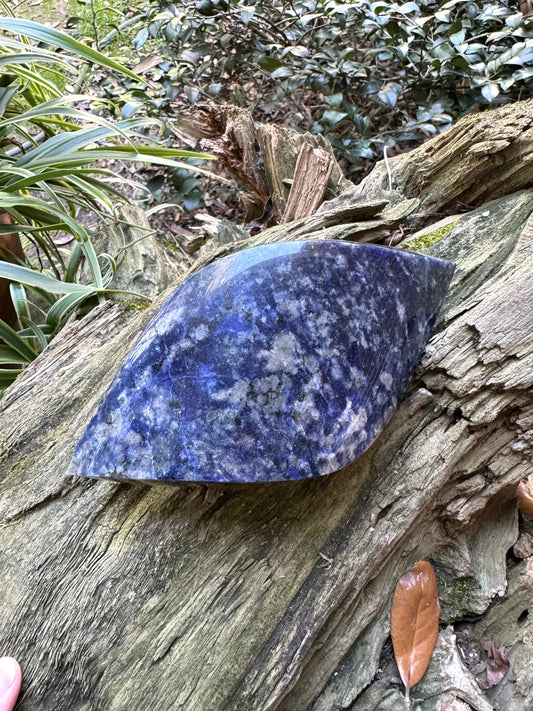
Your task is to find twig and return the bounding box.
[99,13,148,48]
[384,145,393,190]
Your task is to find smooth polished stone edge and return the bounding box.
[70,240,455,484]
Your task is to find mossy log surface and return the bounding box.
[1,101,533,711]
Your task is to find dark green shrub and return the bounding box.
[136,0,533,177]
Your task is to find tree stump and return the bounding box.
[1,100,533,711]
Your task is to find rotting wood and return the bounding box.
[174,104,269,203]
[1,102,533,711]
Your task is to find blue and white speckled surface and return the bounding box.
[70,240,454,483]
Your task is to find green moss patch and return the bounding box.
[401,220,459,254]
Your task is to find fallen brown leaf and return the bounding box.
[133,55,164,74]
[0,213,25,329]
[517,476,533,518]
[391,560,441,701]
[482,639,510,689]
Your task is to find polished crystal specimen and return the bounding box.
[70,241,454,483]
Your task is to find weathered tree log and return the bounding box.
[1,100,533,711]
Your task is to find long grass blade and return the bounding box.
[23,151,220,178]
[19,315,48,350]
[45,291,91,331]
[0,368,24,387]
[0,19,144,83]
[0,319,37,361]
[0,261,96,294]
[0,345,27,364]
[9,282,31,322]
[0,193,89,242]
[0,53,74,70]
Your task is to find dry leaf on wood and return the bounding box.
[391,560,441,701]
[517,476,533,518]
[482,640,510,689]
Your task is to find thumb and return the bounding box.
[0,658,21,711]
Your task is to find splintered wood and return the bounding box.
[281,145,334,223]
[175,104,350,222]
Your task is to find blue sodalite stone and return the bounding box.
[70,240,454,483]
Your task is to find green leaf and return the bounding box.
[0,345,28,365]
[0,319,37,362]
[506,12,524,29]
[0,193,89,242]
[481,82,500,102]
[134,27,149,50]
[513,67,533,80]
[449,27,466,46]
[0,260,96,295]
[325,92,344,108]
[398,2,419,13]
[0,18,142,83]
[0,51,74,72]
[45,291,91,331]
[271,67,294,79]
[451,55,470,69]
[257,56,284,71]
[499,77,515,91]
[9,283,31,324]
[321,109,349,125]
[377,82,402,107]
[0,85,18,118]
[19,316,48,350]
[240,5,256,25]
[0,368,23,387]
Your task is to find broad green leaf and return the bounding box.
[377,82,401,107]
[322,109,349,125]
[240,6,256,25]
[506,12,524,29]
[481,82,500,102]
[271,67,294,79]
[258,56,284,71]
[325,92,344,108]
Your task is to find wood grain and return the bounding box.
[1,103,532,711]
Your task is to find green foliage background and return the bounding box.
[127,0,533,177]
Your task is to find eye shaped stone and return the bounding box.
[69,240,454,484]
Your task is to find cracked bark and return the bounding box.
[1,100,533,711]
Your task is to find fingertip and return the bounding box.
[0,657,21,711]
